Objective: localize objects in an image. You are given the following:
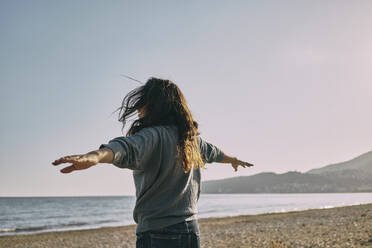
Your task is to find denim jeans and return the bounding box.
[136,220,201,248]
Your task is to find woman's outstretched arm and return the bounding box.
[52,148,114,173]
[197,136,254,172]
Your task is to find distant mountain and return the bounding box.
[307,151,372,175]
[202,151,372,193]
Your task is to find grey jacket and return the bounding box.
[99,125,224,233]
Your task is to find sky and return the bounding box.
[1,0,372,196]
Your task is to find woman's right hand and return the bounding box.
[52,153,100,173]
[52,148,114,174]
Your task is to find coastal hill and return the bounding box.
[202,151,372,193]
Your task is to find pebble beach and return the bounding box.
[1,203,372,248]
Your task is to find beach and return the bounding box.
[1,203,371,248]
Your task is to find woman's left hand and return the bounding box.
[231,158,254,172]
[52,153,100,173]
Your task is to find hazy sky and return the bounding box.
[1,0,372,196]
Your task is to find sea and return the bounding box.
[1,193,372,236]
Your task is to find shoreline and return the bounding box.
[1,192,371,198]
[0,202,364,237]
[1,203,372,247]
[1,201,369,237]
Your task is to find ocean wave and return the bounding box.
[1,222,90,234]
[94,219,118,224]
[14,226,49,233]
[0,220,119,235]
[44,215,71,219]
[322,205,334,209]
[0,217,23,221]
[199,209,218,214]
[0,228,16,233]
[61,221,90,227]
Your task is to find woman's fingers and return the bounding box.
[240,161,254,167]
[245,162,254,167]
[52,155,81,165]
[60,165,76,174]
[232,160,254,172]
[236,160,254,167]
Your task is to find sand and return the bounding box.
[1,203,372,248]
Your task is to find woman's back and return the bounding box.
[100,125,224,234]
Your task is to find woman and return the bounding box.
[52,77,254,248]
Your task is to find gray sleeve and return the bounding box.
[99,127,159,170]
[197,136,225,163]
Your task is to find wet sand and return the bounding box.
[1,203,372,248]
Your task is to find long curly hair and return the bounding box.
[117,77,204,173]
